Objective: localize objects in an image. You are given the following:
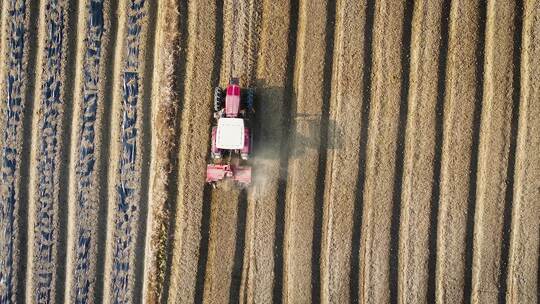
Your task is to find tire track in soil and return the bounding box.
[397,1,444,303]
[471,1,520,303]
[319,0,366,303]
[435,1,486,303]
[166,0,219,302]
[238,0,294,302]
[25,0,76,302]
[202,0,261,303]
[102,0,152,302]
[64,0,113,302]
[357,0,411,302]
[0,0,31,302]
[506,1,540,302]
[142,0,185,302]
[281,0,333,302]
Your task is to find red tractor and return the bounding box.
[206,78,254,187]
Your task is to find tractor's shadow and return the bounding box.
[250,80,342,162]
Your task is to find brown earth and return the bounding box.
[0,0,537,303]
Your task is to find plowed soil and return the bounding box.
[0,0,538,303]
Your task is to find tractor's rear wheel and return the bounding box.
[246,88,255,113]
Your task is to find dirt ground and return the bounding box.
[0,0,537,303]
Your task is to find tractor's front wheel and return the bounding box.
[214,87,224,111]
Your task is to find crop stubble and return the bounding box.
[0,0,32,302]
[142,0,183,302]
[0,0,538,303]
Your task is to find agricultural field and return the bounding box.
[0,0,538,303]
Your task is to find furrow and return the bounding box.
[25,0,76,302]
[102,0,151,302]
[166,0,218,302]
[0,0,32,302]
[319,0,366,303]
[506,1,540,303]
[471,1,520,303]
[142,0,184,302]
[357,0,411,302]
[64,0,114,303]
[397,0,445,303]
[282,0,332,302]
[435,0,486,303]
[239,0,294,302]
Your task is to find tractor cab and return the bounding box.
[215,118,245,150]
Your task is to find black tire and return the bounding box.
[246,88,255,113]
[214,87,224,111]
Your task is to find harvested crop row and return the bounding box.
[282,0,332,302]
[102,0,152,302]
[506,1,540,302]
[0,0,32,302]
[319,0,367,303]
[166,0,217,302]
[64,0,113,302]
[142,0,183,302]
[471,1,521,302]
[26,0,75,302]
[436,1,485,303]
[397,0,446,302]
[239,0,295,302]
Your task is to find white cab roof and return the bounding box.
[216,118,245,149]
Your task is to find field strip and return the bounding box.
[203,0,262,302]
[239,0,294,302]
[282,0,332,302]
[25,0,76,302]
[165,0,218,302]
[397,0,445,303]
[319,0,366,302]
[357,0,411,302]
[102,0,152,302]
[435,1,485,303]
[0,0,31,301]
[506,1,540,302]
[142,0,184,302]
[471,1,520,303]
[64,0,114,302]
